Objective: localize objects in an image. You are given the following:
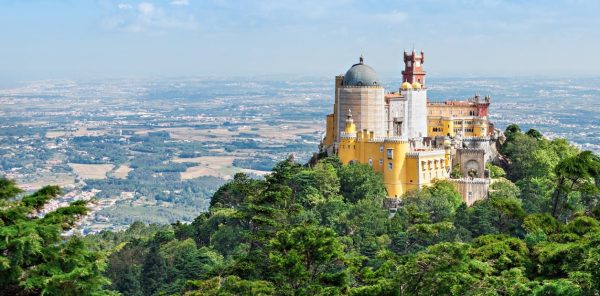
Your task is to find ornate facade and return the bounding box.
[322,50,495,204]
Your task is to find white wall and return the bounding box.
[403,89,428,139]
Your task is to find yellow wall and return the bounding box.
[404,157,420,193]
[427,103,478,117]
[427,116,489,138]
[382,140,410,198]
[426,101,490,138]
[442,118,454,137]
[428,118,443,137]
[473,121,485,137]
[337,130,448,198]
[338,137,356,164]
[338,136,449,198]
[416,155,448,185]
[427,117,455,137]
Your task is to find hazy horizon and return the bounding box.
[2,0,600,82]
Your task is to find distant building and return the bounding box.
[321,50,496,205]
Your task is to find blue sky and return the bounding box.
[1,0,600,81]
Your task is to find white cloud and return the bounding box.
[102,1,198,34]
[117,3,132,10]
[170,0,189,6]
[138,2,155,15]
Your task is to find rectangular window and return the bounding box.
[388,163,393,170]
[387,148,393,159]
[380,145,384,152]
[379,159,383,165]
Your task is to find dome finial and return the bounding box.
[359,54,364,64]
[343,58,379,86]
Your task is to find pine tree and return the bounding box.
[0,178,116,295]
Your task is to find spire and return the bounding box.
[344,109,356,134]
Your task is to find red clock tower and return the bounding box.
[402,49,426,87]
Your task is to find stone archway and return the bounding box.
[456,148,486,178]
[465,160,480,178]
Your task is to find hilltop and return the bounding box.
[1,124,599,295]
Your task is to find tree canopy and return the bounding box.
[0,178,116,295]
[3,124,599,295]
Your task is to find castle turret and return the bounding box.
[402,49,426,87]
[337,56,386,139]
[399,50,428,139]
[383,138,410,197]
[338,110,357,164]
[344,109,357,134]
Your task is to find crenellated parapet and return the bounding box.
[367,137,387,143]
[457,148,485,155]
[384,136,410,143]
[463,136,491,141]
[451,177,489,184]
[406,150,446,158]
[450,178,490,206]
[340,132,357,139]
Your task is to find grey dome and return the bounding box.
[343,58,379,87]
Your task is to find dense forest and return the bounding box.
[1,124,599,295]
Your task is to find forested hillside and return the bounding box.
[1,124,599,295]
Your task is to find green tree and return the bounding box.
[339,163,387,203]
[289,161,341,208]
[552,151,600,219]
[0,178,116,295]
[185,275,275,296]
[526,128,543,140]
[505,124,522,142]
[486,163,506,179]
[396,242,490,295]
[141,244,169,295]
[396,180,463,226]
[105,241,145,296]
[469,234,531,273]
[210,173,264,209]
[340,198,390,257]
[267,224,348,294]
[74,147,600,295]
